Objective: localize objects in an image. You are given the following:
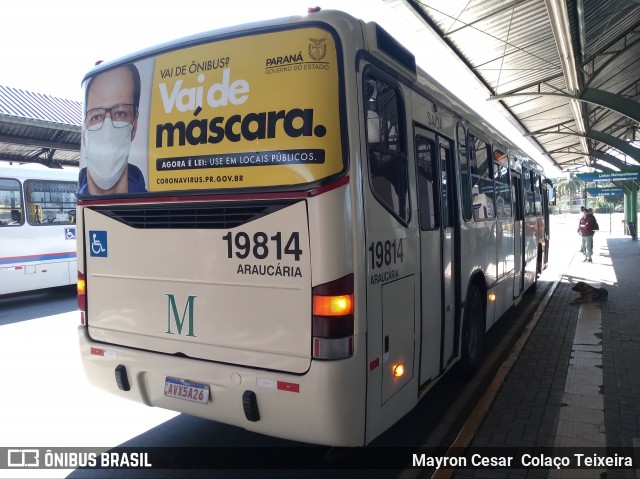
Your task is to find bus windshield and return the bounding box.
[79,26,345,197]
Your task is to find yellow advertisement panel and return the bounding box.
[79,27,343,196]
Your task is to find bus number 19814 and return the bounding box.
[223,231,302,261]
[368,238,404,270]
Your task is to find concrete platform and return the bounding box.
[456,214,640,479]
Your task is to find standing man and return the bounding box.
[79,63,147,195]
[579,205,586,253]
[578,207,596,262]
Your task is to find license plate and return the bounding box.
[164,377,210,404]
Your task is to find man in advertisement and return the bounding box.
[79,63,147,195]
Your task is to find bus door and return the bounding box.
[542,181,550,268]
[522,169,537,290]
[511,170,525,297]
[363,73,417,408]
[415,127,456,384]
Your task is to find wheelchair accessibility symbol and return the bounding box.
[89,230,108,257]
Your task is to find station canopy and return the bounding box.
[399,0,640,174]
[0,85,81,168]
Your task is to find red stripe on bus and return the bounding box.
[277,381,300,393]
[369,358,380,371]
[308,176,350,197]
[0,252,76,264]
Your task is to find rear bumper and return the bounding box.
[78,326,366,446]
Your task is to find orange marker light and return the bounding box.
[313,294,354,316]
[393,364,405,377]
[488,293,496,302]
[77,278,86,296]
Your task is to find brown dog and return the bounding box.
[569,281,609,304]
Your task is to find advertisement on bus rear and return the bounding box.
[78,27,343,195]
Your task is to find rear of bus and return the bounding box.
[77,11,368,446]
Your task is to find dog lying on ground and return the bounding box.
[569,281,609,304]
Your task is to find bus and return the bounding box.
[76,9,551,447]
[0,163,78,295]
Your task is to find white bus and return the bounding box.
[77,9,551,447]
[0,163,78,295]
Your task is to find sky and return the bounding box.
[1,0,559,174]
[3,0,366,101]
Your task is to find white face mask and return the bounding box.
[85,118,133,190]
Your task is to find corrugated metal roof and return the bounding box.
[0,85,81,167]
[0,85,82,127]
[402,0,640,173]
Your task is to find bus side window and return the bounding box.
[524,170,535,217]
[512,173,523,221]
[0,178,24,226]
[469,135,494,221]
[458,124,471,222]
[493,148,512,219]
[415,136,438,230]
[364,75,409,224]
[25,180,77,226]
[533,174,543,215]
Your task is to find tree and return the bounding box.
[554,173,582,199]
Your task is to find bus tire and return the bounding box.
[459,285,485,377]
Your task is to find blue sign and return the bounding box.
[577,171,640,182]
[65,227,76,240]
[586,187,624,199]
[89,230,108,257]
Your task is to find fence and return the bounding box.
[552,212,637,235]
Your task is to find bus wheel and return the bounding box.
[459,285,485,377]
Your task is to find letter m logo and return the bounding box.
[165,294,197,337]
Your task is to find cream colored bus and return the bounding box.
[77,9,551,446]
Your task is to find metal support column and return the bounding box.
[624,182,638,240]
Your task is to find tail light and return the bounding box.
[312,274,354,359]
[77,270,86,326]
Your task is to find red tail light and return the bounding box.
[312,274,354,359]
[77,270,86,326]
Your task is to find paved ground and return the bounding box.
[455,214,640,479]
